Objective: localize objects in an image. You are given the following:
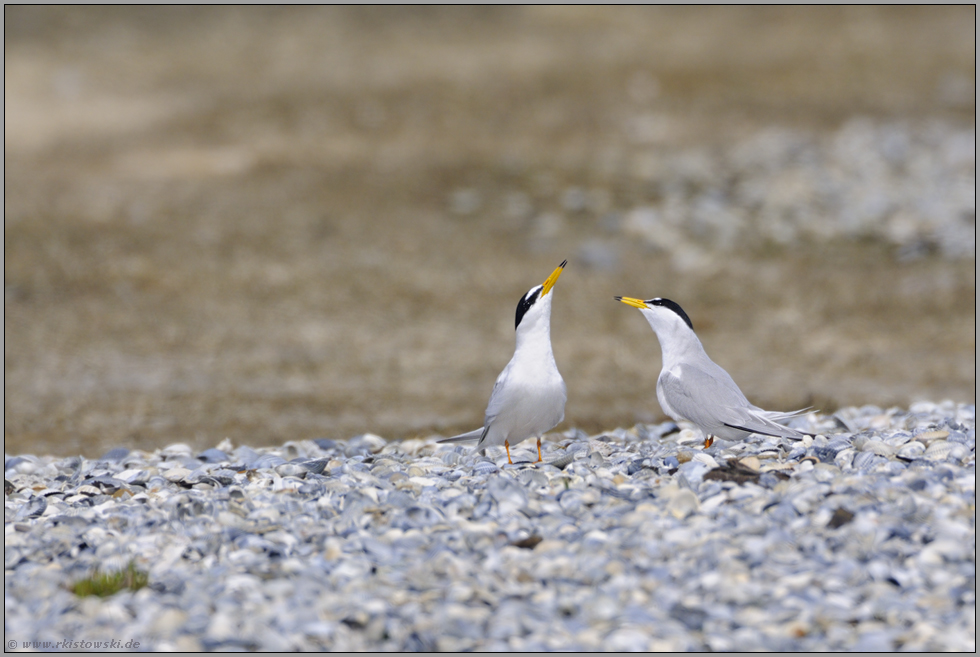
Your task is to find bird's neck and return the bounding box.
[513,318,555,363]
[654,321,707,369]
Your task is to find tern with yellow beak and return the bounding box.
[615,296,810,447]
[440,261,568,464]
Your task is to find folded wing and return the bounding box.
[660,364,808,440]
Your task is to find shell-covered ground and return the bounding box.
[5,402,975,651]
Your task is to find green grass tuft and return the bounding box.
[70,561,149,597]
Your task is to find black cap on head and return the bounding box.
[515,287,541,329]
[648,298,693,330]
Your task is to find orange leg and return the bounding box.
[704,436,714,449]
[536,437,543,463]
[505,440,513,465]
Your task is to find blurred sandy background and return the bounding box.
[4,7,975,457]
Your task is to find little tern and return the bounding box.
[615,296,810,447]
[439,261,568,464]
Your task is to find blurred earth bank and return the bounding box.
[4,6,975,456]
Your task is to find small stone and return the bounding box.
[666,488,700,519]
[827,507,855,529]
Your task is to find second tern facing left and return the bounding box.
[615,295,811,448]
[439,261,567,464]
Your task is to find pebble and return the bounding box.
[3,403,974,651]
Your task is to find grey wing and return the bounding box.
[663,364,807,439]
[659,364,750,432]
[481,362,514,429]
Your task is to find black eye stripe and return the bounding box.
[648,298,693,330]
[515,287,541,329]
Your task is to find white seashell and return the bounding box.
[949,443,969,459]
[15,496,48,520]
[896,441,925,460]
[441,451,464,466]
[518,469,549,488]
[833,448,855,470]
[487,477,527,515]
[349,433,387,454]
[588,451,607,467]
[811,463,840,483]
[472,461,499,476]
[860,441,896,457]
[587,439,616,456]
[884,432,913,447]
[924,441,953,461]
[162,467,192,482]
[666,488,700,520]
[274,463,307,478]
[672,428,701,445]
[160,443,194,458]
[915,429,950,445]
[851,451,878,470]
[692,452,719,469]
[547,452,576,470]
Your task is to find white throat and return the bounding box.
[640,307,705,369]
[514,293,555,361]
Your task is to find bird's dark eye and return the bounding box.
[515,288,541,329]
[648,298,693,330]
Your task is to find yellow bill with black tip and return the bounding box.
[540,259,567,297]
[615,296,649,309]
